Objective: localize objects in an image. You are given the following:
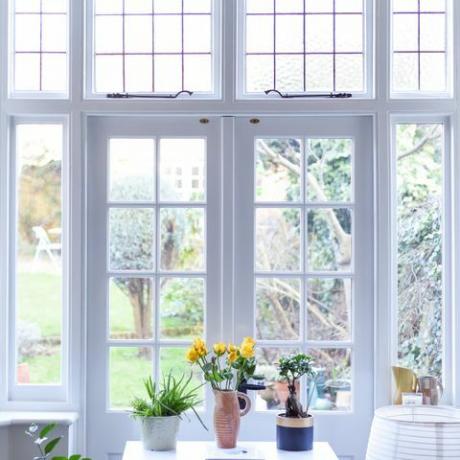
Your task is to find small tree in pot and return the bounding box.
[276,354,316,451]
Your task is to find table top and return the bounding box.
[122,441,338,460]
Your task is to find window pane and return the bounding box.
[160,208,205,272]
[256,208,301,272]
[255,347,300,412]
[109,277,154,339]
[245,1,366,94]
[307,208,352,272]
[109,139,155,202]
[396,123,443,379]
[255,138,301,203]
[307,139,352,202]
[13,1,68,94]
[110,347,152,409]
[392,4,448,93]
[93,0,214,94]
[15,124,64,385]
[159,139,206,202]
[307,278,351,341]
[159,277,205,339]
[309,348,352,411]
[256,278,300,341]
[109,208,155,271]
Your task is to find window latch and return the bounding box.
[106,90,194,99]
[264,89,352,99]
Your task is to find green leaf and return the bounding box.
[69,455,82,460]
[45,436,62,454]
[39,423,57,439]
[51,457,68,460]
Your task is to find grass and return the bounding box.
[18,271,200,402]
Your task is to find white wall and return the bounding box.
[0,426,9,460]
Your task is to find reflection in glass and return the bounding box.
[16,124,63,385]
[309,348,352,411]
[307,139,352,202]
[109,139,155,202]
[256,208,301,272]
[109,208,155,271]
[307,208,352,272]
[307,278,351,341]
[255,138,301,203]
[110,347,152,409]
[256,278,300,341]
[109,277,154,339]
[160,278,205,339]
[160,139,206,202]
[160,208,205,271]
[255,347,299,411]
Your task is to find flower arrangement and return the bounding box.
[186,337,257,390]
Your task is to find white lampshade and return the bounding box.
[366,406,460,460]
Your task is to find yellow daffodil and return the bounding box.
[213,342,226,356]
[186,347,200,363]
[227,343,238,353]
[240,342,255,359]
[193,338,208,357]
[228,350,238,363]
[242,337,256,346]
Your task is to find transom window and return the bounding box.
[243,0,366,94]
[391,0,449,94]
[92,0,215,95]
[12,0,68,94]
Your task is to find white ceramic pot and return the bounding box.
[141,416,181,451]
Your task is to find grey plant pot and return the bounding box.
[141,415,181,451]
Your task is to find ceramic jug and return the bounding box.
[418,376,443,405]
[392,366,418,405]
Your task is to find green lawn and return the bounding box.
[19,272,199,399]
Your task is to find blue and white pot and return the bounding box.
[276,414,314,451]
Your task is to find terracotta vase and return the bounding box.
[213,390,251,449]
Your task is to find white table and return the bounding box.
[122,441,338,460]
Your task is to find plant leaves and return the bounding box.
[40,423,57,439]
[45,436,62,454]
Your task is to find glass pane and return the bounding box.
[95,0,123,14]
[307,278,351,341]
[305,15,333,52]
[335,54,364,92]
[42,54,67,92]
[109,139,155,202]
[183,0,211,13]
[420,0,446,12]
[15,54,40,91]
[109,208,155,271]
[109,277,154,339]
[154,55,182,93]
[393,14,419,52]
[15,0,41,12]
[154,0,182,13]
[393,0,419,12]
[110,347,152,409]
[125,0,152,14]
[42,15,67,52]
[393,53,418,92]
[256,208,301,272]
[246,55,274,93]
[396,124,443,379]
[335,15,363,52]
[125,55,153,93]
[305,55,333,92]
[256,278,300,341]
[255,347,299,412]
[184,55,213,93]
[159,278,205,339]
[420,14,445,51]
[15,14,41,51]
[154,15,182,52]
[247,0,274,14]
[420,53,446,92]
[275,55,304,93]
[16,124,63,385]
[183,15,211,53]
[335,0,362,13]
[255,138,301,203]
[95,16,123,53]
[95,56,124,93]
[125,16,153,53]
[275,15,303,53]
[160,208,205,271]
[160,347,204,402]
[307,208,352,272]
[246,15,274,53]
[309,348,352,411]
[307,139,352,202]
[276,0,303,13]
[159,139,206,202]
[305,0,333,12]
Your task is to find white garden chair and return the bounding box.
[32,226,61,268]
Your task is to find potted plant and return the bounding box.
[25,422,91,460]
[130,372,206,451]
[187,337,256,449]
[276,353,316,451]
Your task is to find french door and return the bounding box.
[86,116,374,460]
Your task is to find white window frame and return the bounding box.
[7,0,70,99]
[84,0,223,100]
[389,0,454,99]
[236,0,375,99]
[0,0,458,453]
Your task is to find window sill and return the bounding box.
[0,411,79,428]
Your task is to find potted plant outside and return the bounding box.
[25,423,91,460]
[130,372,206,451]
[187,337,256,449]
[276,353,316,451]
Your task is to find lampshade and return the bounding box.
[366,405,460,460]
